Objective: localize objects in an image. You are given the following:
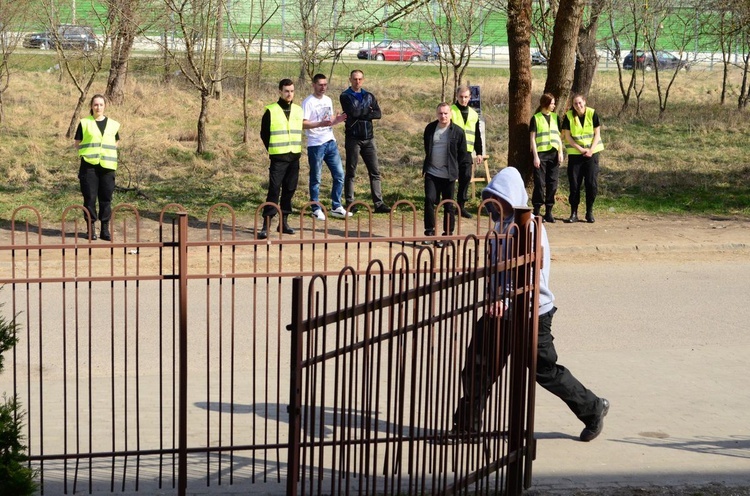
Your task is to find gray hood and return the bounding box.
[481,167,528,209]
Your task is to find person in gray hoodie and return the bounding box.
[451,166,609,442]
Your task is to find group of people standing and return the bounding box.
[530,92,604,224]
[73,76,603,243]
[258,70,390,239]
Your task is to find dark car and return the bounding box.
[622,50,689,71]
[23,25,97,51]
[357,40,425,62]
[531,51,547,66]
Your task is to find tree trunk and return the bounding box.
[543,0,586,109]
[507,0,534,181]
[67,97,87,139]
[197,89,210,154]
[105,0,137,105]
[212,0,224,100]
[571,0,604,97]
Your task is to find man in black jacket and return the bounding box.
[339,70,390,214]
[422,102,473,244]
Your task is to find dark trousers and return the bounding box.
[567,153,599,211]
[344,137,384,207]
[79,162,115,224]
[263,154,300,218]
[454,307,602,432]
[532,151,560,210]
[423,173,456,236]
[457,163,472,207]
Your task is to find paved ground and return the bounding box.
[521,214,750,495]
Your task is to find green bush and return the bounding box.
[0,302,37,495]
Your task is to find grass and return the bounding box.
[1,53,749,229]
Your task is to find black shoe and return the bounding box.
[374,204,391,214]
[580,399,609,442]
[346,204,359,214]
[586,212,595,223]
[100,222,111,241]
[460,208,472,219]
[543,212,556,223]
[257,219,270,239]
[85,231,97,240]
[566,212,579,223]
[279,223,295,235]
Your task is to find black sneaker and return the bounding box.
[580,398,610,442]
[374,204,391,214]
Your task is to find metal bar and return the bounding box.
[177,212,188,496]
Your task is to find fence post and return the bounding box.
[177,212,188,496]
[287,277,304,496]
[506,207,532,495]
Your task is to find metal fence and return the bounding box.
[0,201,541,495]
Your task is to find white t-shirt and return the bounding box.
[302,94,336,147]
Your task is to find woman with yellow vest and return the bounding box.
[74,94,120,240]
[561,93,603,223]
[529,93,563,223]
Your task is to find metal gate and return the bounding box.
[0,201,540,495]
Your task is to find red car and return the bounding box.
[357,40,425,62]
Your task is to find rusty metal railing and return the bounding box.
[0,201,539,495]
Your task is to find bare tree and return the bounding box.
[506,0,534,180]
[38,0,111,138]
[543,0,586,110]
[0,0,33,126]
[422,0,495,99]
[571,0,606,97]
[105,0,151,105]
[156,0,225,154]
[605,0,646,115]
[531,0,557,58]
[642,0,694,117]
[227,0,277,143]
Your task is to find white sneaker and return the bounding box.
[311,209,326,221]
[330,206,353,218]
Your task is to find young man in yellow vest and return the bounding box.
[451,86,484,219]
[258,78,303,239]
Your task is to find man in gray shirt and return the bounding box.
[422,102,473,245]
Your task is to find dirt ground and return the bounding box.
[524,485,750,496]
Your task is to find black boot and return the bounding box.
[459,203,472,219]
[533,205,541,217]
[257,218,269,240]
[566,207,579,223]
[279,215,295,235]
[543,207,555,223]
[586,211,595,223]
[100,221,111,241]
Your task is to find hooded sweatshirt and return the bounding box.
[481,167,554,315]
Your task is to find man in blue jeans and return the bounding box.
[302,73,351,220]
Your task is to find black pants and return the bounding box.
[454,307,602,432]
[79,162,115,224]
[567,153,599,211]
[344,137,384,207]
[423,173,456,236]
[457,162,472,207]
[532,151,560,210]
[263,154,300,218]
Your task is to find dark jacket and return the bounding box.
[422,121,472,181]
[339,88,381,140]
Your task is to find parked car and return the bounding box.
[531,51,547,66]
[418,41,440,62]
[622,50,689,71]
[357,40,425,62]
[23,25,97,51]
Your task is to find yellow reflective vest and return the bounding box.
[78,116,120,170]
[266,102,303,155]
[533,111,562,153]
[565,107,604,155]
[451,105,479,153]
